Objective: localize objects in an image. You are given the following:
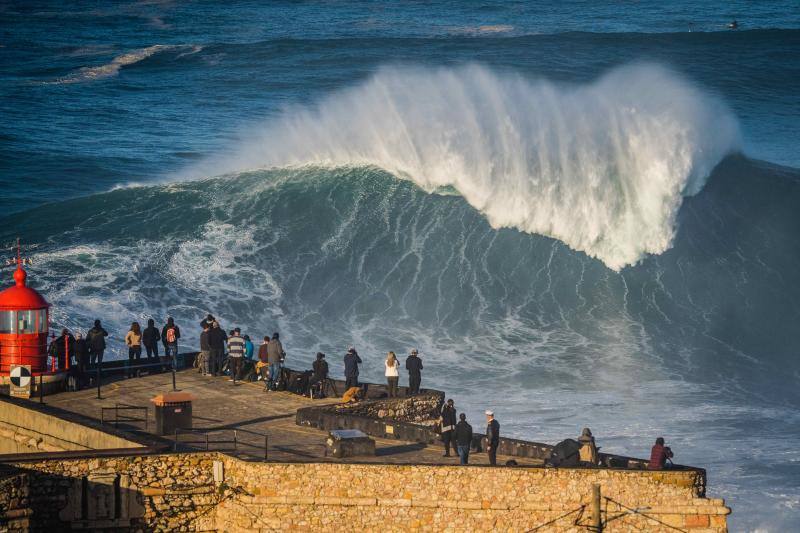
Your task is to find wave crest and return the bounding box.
[211,63,740,270]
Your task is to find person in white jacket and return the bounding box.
[385,351,400,397]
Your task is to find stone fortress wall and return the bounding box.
[0,451,729,532]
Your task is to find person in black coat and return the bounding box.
[142,319,160,361]
[343,347,362,390]
[405,349,423,395]
[53,328,76,371]
[485,410,500,466]
[206,321,227,377]
[74,332,89,388]
[440,399,457,457]
[307,352,329,395]
[87,320,108,366]
[454,413,473,465]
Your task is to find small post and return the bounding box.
[38,374,44,404]
[171,356,177,391]
[174,429,179,451]
[264,434,268,461]
[233,430,238,451]
[591,483,602,532]
[96,365,101,399]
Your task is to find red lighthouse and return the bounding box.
[0,245,50,375]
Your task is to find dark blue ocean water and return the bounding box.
[2,2,800,530]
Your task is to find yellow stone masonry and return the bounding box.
[2,452,730,532]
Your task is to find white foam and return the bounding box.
[206,63,740,270]
[49,44,201,84]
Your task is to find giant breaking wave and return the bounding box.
[201,63,741,270]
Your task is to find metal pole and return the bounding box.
[264,435,268,461]
[174,429,179,451]
[591,483,602,532]
[96,364,101,399]
[171,355,177,391]
[39,374,43,404]
[234,430,238,451]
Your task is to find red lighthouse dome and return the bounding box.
[0,254,50,375]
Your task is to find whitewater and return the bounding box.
[202,63,741,270]
[2,3,800,530]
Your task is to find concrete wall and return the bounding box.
[0,398,144,454]
[0,452,730,532]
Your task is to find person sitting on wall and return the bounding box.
[341,386,363,403]
[578,427,599,466]
[648,437,674,470]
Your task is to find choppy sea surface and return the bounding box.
[2,2,800,530]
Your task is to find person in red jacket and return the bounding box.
[648,437,674,470]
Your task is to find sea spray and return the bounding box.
[205,63,740,270]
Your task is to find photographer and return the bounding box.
[648,437,674,470]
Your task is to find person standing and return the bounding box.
[244,335,254,361]
[87,320,108,366]
[199,322,211,376]
[485,410,500,466]
[440,399,457,457]
[648,437,674,470]
[207,321,227,377]
[266,332,285,390]
[142,318,160,364]
[405,349,423,395]
[343,347,362,390]
[384,351,400,397]
[125,322,142,377]
[227,328,245,382]
[454,413,473,465]
[74,332,89,388]
[161,317,181,369]
[256,336,270,381]
[53,328,76,371]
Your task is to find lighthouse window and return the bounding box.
[37,309,48,333]
[0,311,13,334]
[17,310,37,334]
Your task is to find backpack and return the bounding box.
[166,327,176,344]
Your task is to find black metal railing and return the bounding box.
[173,427,269,460]
[100,404,148,429]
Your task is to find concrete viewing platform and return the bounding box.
[0,367,731,531]
[39,368,542,467]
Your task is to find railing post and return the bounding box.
[174,428,179,451]
[171,355,177,391]
[39,374,44,404]
[264,435,268,461]
[233,430,238,451]
[96,365,101,399]
[591,483,602,532]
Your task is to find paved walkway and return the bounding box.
[44,369,542,466]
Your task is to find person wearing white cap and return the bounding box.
[485,410,500,466]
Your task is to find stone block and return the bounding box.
[685,514,710,528]
[326,430,376,458]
